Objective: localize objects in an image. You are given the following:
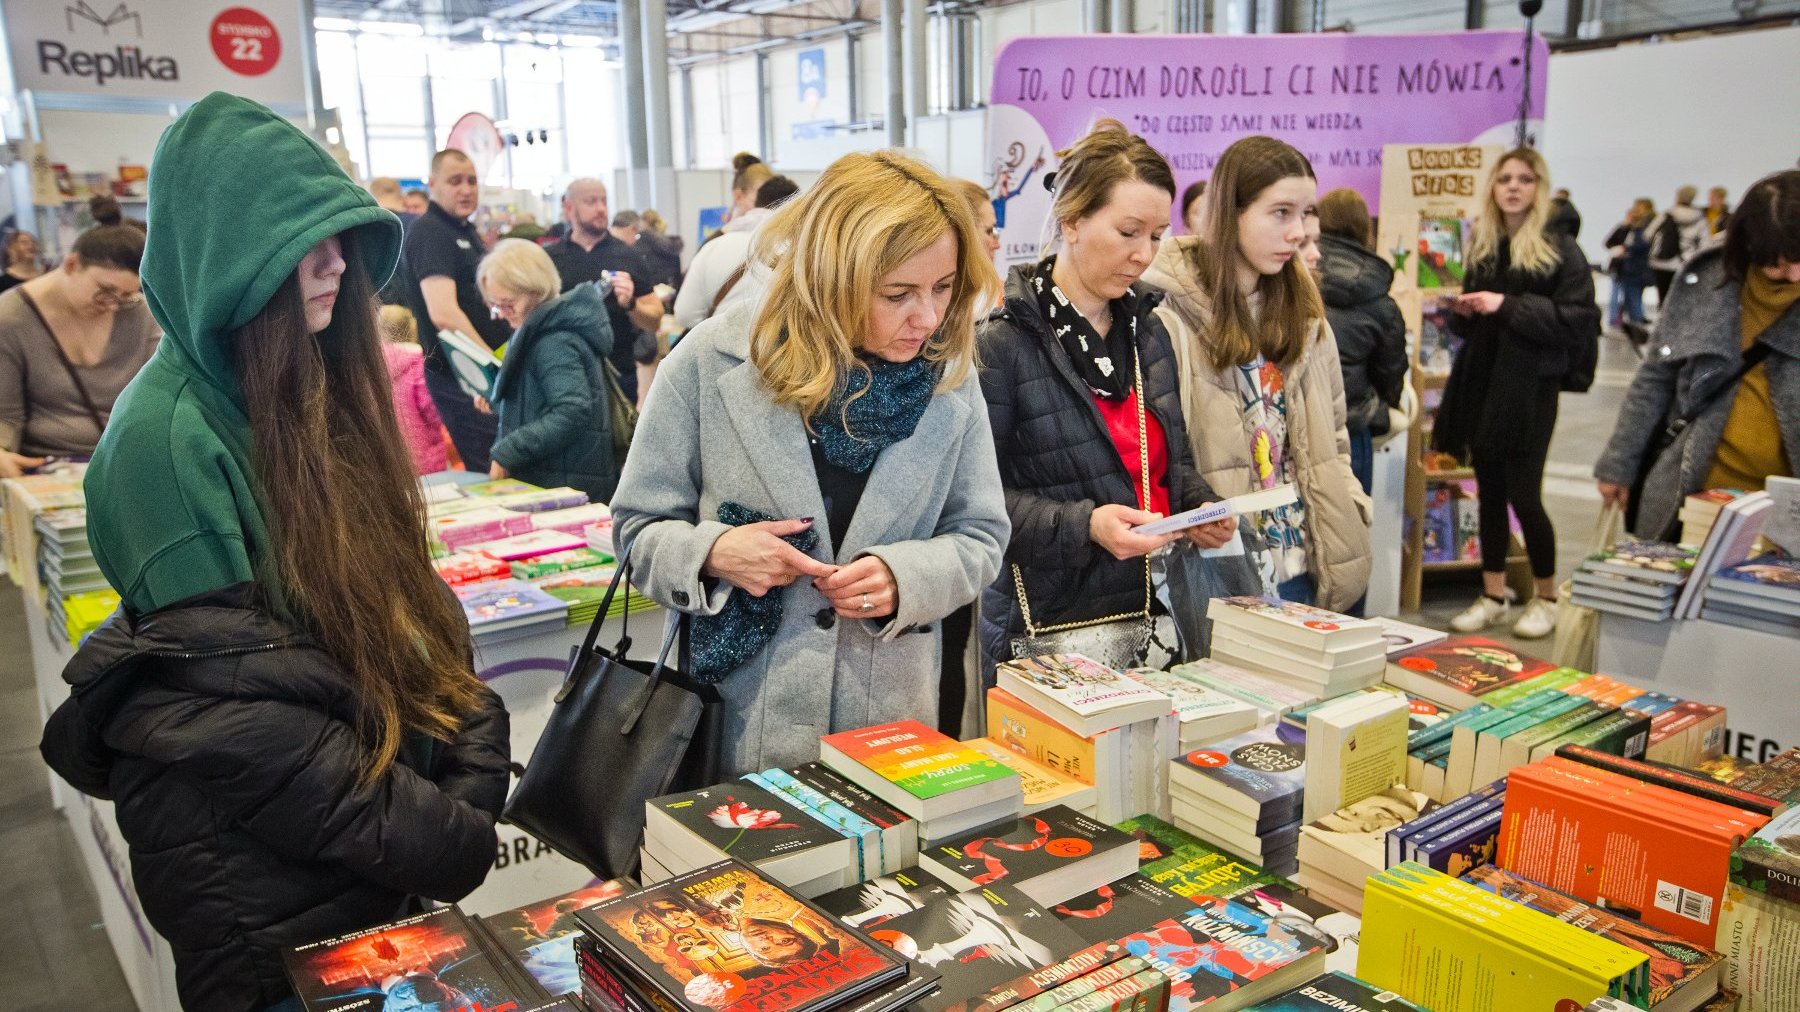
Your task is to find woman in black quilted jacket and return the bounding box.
[975,120,1235,674]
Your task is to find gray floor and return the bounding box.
[0,324,1640,1010]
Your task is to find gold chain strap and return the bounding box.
[1013,344,1154,637]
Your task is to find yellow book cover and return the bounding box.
[962,739,1095,811]
[986,688,1099,785]
[1359,864,1647,1010]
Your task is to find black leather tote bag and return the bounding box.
[503,551,723,879]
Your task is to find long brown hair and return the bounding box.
[1186,135,1323,372]
[232,234,484,780]
[1317,188,1375,250]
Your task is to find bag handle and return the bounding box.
[621,612,688,734]
[1588,502,1624,557]
[1662,340,1772,445]
[554,546,634,704]
[1013,345,1153,637]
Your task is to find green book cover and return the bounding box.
[1114,814,1292,900]
[1538,709,1653,760]
[1479,667,1587,709]
[1406,703,1496,754]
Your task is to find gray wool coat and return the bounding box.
[1595,248,1800,539]
[610,302,1011,775]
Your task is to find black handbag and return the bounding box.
[1626,340,1771,538]
[503,552,724,879]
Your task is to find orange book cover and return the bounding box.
[1498,760,1768,947]
[1593,683,1649,708]
[985,688,1100,786]
[1562,675,1621,700]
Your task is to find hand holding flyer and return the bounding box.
[1130,485,1299,538]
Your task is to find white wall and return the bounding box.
[1541,26,1800,266]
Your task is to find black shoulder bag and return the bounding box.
[1627,340,1772,538]
[503,550,723,879]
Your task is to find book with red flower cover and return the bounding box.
[866,884,1087,1007]
[573,859,907,1012]
[1051,875,1197,946]
[918,805,1137,906]
[1463,865,1725,1008]
[644,780,851,888]
[1115,897,1329,1011]
[1382,636,1558,710]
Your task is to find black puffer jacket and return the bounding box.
[1317,234,1408,434]
[40,584,511,1012]
[975,265,1217,664]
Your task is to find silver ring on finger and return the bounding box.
[860,593,873,612]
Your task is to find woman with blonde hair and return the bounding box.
[1145,135,1370,610]
[976,119,1234,672]
[1434,147,1598,638]
[950,178,1002,263]
[611,150,1009,774]
[476,237,617,498]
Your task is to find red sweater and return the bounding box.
[1094,390,1170,516]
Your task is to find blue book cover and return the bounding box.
[1173,726,1306,826]
[749,769,881,879]
[1714,554,1800,603]
[1384,779,1504,869]
[1413,808,1504,877]
[453,578,568,629]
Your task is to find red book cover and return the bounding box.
[1498,761,1768,947]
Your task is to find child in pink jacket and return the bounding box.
[379,305,449,475]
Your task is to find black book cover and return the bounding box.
[577,936,671,1012]
[479,881,631,997]
[574,859,907,1012]
[791,763,913,830]
[283,906,539,1012]
[650,780,840,864]
[863,884,1086,1007]
[922,805,1133,891]
[815,868,957,928]
[1050,874,1196,946]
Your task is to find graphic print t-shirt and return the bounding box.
[1234,355,1308,586]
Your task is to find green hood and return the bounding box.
[85,92,402,614]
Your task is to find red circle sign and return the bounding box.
[210,8,282,77]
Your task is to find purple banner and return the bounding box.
[986,30,1548,266]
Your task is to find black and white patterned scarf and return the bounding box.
[1031,254,1137,401]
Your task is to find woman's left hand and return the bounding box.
[1183,512,1238,550]
[489,461,509,480]
[815,555,898,620]
[1458,291,1505,315]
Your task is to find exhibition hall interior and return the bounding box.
[1,0,1797,1010]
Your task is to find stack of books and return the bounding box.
[1383,635,1560,710]
[1295,785,1433,915]
[33,505,118,645]
[1167,726,1307,876]
[1299,691,1410,823]
[432,505,537,552]
[1368,616,1448,656]
[1572,539,1699,621]
[1676,489,1775,619]
[1244,972,1433,1011]
[528,502,612,536]
[1464,865,1727,1012]
[819,720,1023,841]
[476,529,590,562]
[916,804,1138,906]
[645,769,905,896]
[1116,813,1302,904]
[1383,778,1507,876]
[283,905,558,1010]
[475,882,632,1000]
[1719,800,1800,1012]
[1679,489,1749,547]
[985,656,1177,823]
[1166,658,1322,723]
[1205,597,1387,697]
[490,486,590,513]
[1121,665,1261,753]
[860,882,1089,1007]
[574,859,936,1012]
[1499,757,1771,947]
[1358,862,1652,1010]
[434,550,512,587]
[455,578,570,640]
[1701,553,1800,636]
[1707,746,1800,808]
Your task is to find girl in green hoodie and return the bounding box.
[41,92,510,1012]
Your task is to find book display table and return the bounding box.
[1595,613,1799,763]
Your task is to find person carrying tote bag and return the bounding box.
[504,551,723,881]
[977,120,1236,677]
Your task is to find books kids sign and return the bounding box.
[986,30,1547,268]
[3,0,306,106]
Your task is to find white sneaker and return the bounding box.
[1513,597,1558,639]
[1450,593,1513,632]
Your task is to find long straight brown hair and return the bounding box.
[1185,136,1323,372]
[232,234,485,780]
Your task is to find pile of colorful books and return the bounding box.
[1572,538,1699,621]
[1205,598,1387,698]
[1167,726,1307,876]
[1700,553,1800,636]
[985,654,1180,822]
[818,720,1024,842]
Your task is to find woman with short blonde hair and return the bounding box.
[474,237,618,497]
[612,149,1010,774]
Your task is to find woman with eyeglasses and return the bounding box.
[0,225,158,477]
